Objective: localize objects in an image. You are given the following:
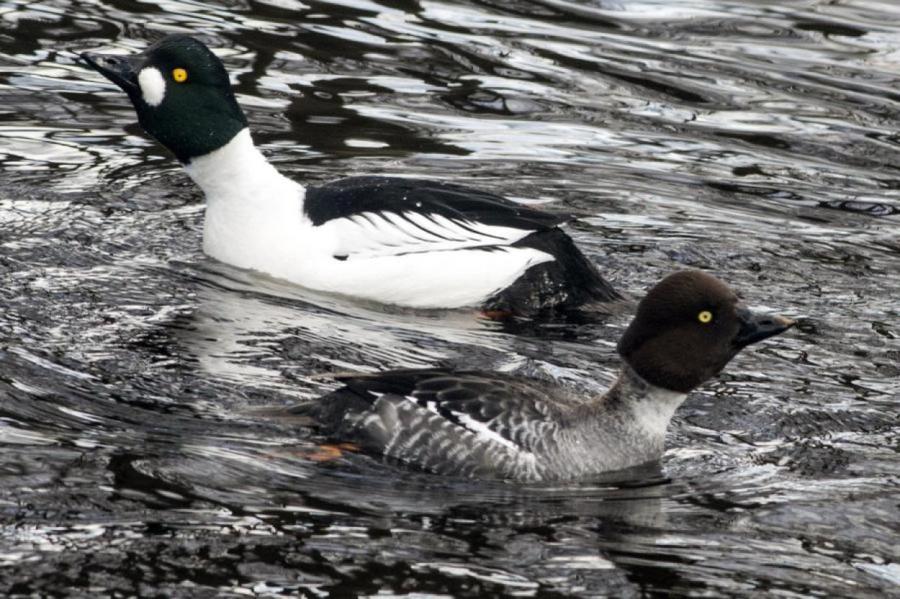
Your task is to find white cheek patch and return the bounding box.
[137,67,166,107]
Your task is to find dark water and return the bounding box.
[1,0,899,596]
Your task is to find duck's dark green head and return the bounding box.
[81,35,248,163]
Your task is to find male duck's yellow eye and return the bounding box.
[172,68,188,83]
[698,310,713,324]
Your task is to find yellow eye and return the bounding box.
[698,310,713,324]
[172,68,188,83]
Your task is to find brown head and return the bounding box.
[617,270,794,393]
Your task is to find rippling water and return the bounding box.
[1,0,899,596]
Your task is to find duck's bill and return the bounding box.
[80,51,142,94]
[734,307,795,348]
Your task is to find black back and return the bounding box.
[304,176,570,230]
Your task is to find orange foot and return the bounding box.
[479,309,514,320]
[306,443,360,462]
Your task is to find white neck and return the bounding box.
[611,365,687,442]
[184,128,300,200]
[183,128,308,272]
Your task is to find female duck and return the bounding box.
[292,271,794,482]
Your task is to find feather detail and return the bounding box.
[289,366,689,482]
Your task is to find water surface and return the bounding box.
[1,0,899,596]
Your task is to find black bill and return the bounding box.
[734,307,795,348]
[80,51,143,94]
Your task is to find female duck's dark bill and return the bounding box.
[80,51,141,93]
[734,307,795,348]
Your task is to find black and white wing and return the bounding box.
[293,369,567,478]
[304,176,571,259]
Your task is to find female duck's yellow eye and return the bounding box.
[698,310,713,324]
[172,68,188,83]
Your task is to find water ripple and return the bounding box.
[1,0,898,596]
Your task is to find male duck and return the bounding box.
[81,35,620,313]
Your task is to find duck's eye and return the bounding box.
[698,310,713,324]
[172,68,188,83]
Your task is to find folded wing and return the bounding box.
[299,369,562,467]
[304,177,571,259]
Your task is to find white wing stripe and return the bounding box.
[456,413,519,451]
[323,210,540,259]
[403,211,468,241]
[382,211,451,243]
